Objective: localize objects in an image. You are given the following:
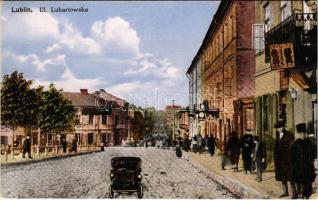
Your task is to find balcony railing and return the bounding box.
[265,13,317,68]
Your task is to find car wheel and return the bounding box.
[137,184,143,199]
[109,185,114,199]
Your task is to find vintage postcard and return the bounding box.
[1,0,317,199]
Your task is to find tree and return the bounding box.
[143,108,155,138]
[39,84,78,140]
[129,110,144,140]
[1,71,40,157]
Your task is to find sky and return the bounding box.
[2,1,220,109]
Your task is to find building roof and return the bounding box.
[186,0,233,75]
[63,92,97,107]
[165,105,182,111]
[93,90,126,107]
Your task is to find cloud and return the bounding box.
[4,52,66,72]
[108,81,143,96]
[125,53,182,80]
[107,79,187,109]
[45,43,61,53]
[4,10,60,41]
[3,11,186,109]
[3,10,100,55]
[91,16,140,57]
[58,20,101,55]
[34,68,104,92]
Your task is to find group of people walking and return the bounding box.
[224,120,316,199]
[225,132,266,182]
[176,119,316,199]
[181,134,217,156]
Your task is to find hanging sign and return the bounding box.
[269,43,295,70]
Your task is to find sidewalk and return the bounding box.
[0,148,102,167]
[184,151,318,199]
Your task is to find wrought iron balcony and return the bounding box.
[265,13,317,69]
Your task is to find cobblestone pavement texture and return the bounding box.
[1,147,235,199]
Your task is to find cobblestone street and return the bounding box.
[1,147,235,198]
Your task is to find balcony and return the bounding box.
[265,13,317,69]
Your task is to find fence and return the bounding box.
[0,144,100,162]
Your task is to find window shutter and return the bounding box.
[271,93,278,136]
[256,96,262,135]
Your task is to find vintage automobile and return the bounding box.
[109,156,143,198]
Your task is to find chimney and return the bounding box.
[80,89,88,95]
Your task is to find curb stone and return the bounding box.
[184,154,270,199]
[0,150,101,168]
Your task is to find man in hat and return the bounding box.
[291,123,316,199]
[274,119,296,197]
[22,136,32,158]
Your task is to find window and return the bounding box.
[280,1,291,22]
[102,115,107,125]
[219,32,223,52]
[264,3,271,32]
[88,133,94,145]
[262,95,269,131]
[224,66,233,96]
[75,133,81,143]
[115,115,119,125]
[253,24,265,52]
[228,16,232,42]
[89,115,94,125]
[245,108,255,131]
[1,136,8,145]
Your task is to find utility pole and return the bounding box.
[172,99,175,141]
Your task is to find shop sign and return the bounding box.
[269,43,295,70]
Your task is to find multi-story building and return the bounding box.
[186,59,205,137]
[64,89,128,147]
[253,0,317,139]
[164,104,182,140]
[178,110,189,139]
[189,0,255,150]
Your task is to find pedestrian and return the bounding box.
[227,132,241,172]
[197,134,203,154]
[241,134,254,174]
[291,123,316,199]
[274,119,297,198]
[252,135,266,182]
[176,143,182,159]
[100,142,105,151]
[72,139,77,153]
[192,135,198,153]
[207,134,216,156]
[182,136,189,151]
[61,138,67,153]
[22,136,32,159]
